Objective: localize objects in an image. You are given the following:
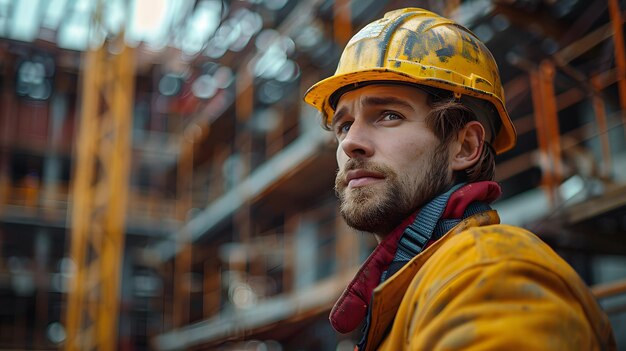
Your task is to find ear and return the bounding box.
[450,121,485,171]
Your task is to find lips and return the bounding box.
[345,169,385,188]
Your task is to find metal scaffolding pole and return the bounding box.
[530,60,562,207]
[608,0,626,131]
[333,0,352,45]
[64,38,136,351]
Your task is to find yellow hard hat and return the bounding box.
[304,7,516,154]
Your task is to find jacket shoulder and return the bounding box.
[424,224,591,302]
[393,224,616,351]
[445,224,564,267]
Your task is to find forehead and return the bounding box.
[335,83,429,109]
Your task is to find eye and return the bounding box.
[335,121,352,136]
[381,112,403,121]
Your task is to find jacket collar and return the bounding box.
[329,182,502,334]
[363,210,501,351]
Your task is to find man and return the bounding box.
[303,8,616,351]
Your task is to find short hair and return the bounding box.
[425,96,496,183]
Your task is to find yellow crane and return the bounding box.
[63,8,136,349]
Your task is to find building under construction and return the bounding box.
[0,0,625,350]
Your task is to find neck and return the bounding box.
[373,233,384,244]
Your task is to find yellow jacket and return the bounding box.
[364,210,616,351]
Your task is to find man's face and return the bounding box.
[332,84,454,237]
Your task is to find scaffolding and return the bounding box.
[64,40,135,351]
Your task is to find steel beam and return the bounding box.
[608,0,626,132]
[64,40,135,351]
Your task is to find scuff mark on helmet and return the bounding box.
[435,46,455,63]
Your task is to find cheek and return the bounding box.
[336,147,347,169]
[400,140,429,161]
[398,140,437,170]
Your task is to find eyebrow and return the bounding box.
[330,95,414,128]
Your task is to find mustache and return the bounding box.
[334,159,393,191]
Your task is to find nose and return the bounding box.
[339,121,374,159]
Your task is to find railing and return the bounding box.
[592,278,626,316]
[0,182,179,227]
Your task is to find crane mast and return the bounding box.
[64,32,135,351]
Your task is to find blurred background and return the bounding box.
[0,0,626,350]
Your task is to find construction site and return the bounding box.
[0,0,625,350]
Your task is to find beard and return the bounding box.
[334,144,453,235]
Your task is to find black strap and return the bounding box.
[394,183,465,261]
